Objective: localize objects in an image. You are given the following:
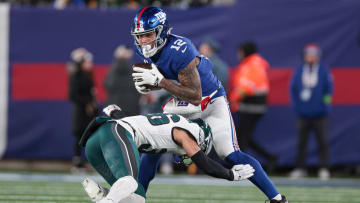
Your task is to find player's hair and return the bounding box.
[238,41,257,57]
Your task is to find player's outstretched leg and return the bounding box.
[138,153,162,192]
[226,151,286,202]
[85,122,146,202]
[85,124,118,185]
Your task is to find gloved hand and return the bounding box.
[134,83,151,94]
[162,97,202,115]
[132,63,164,87]
[103,104,121,117]
[231,164,255,181]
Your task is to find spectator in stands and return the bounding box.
[289,43,333,180]
[68,48,98,173]
[104,45,140,116]
[199,36,229,91]
[229,41,277,172]
[11,0,232,8]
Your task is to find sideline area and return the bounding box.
[0,172,360,188]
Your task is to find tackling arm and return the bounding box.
[173,128,233,181]
[159,58,202,105]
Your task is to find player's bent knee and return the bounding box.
[115,176,138,193]
[106,176,139,202]
[225,150,260,166]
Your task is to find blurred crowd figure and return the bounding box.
[2,0,234,9]
[229,41,278,172]
[199,37,229,91]
[68,47,98,172]
[289,43,333,180]
[104,45,140,116]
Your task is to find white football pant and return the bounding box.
[185,96,239,158]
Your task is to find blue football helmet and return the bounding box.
[131,7,170,58]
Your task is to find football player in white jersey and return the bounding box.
[80,105,255,203]
[131,7,288,203]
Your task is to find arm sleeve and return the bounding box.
[190,150,234,181]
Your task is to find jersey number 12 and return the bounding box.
[170,39,187,53]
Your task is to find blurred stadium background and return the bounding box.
[0,0,360,202]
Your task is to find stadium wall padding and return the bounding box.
[3,1,360,166]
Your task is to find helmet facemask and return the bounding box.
[172,119,213,166]
[132,25,166,58]
[198,125,213,156]
[191,119,213,155]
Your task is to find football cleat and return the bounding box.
[267,195,289,203]
[82,178,109,202]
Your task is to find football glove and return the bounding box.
[132,63,164,87]
[103,104,121,117]
[162,97,202,115]
[134,83,151,94]
[231,164,255,181]
[162,89,218,115]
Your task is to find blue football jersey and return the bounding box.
[135,34,225,98]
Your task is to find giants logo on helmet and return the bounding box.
[154,11,166,25]
[135,21,144,32]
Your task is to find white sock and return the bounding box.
[119,193,145,203]
[272,194,282,201]
[105,176,138,202]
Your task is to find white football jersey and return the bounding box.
[113,113,202,156]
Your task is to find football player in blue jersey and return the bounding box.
[130,7,288,203]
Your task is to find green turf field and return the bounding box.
[0,180,360,203]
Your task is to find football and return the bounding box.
[132,63,157,89]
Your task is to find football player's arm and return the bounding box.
[172,128,234,181]
[158,58,202,105]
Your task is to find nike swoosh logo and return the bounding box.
[210,100,216,104]
[182,46,187,53]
